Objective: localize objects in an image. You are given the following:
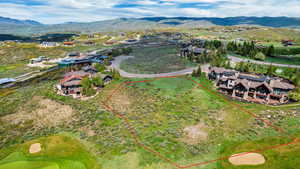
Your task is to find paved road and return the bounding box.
[228,55,300,69]
[111,55,201,78]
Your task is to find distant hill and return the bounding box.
[0,16,42,26]
[1,16,300,36]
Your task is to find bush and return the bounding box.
[254,52,266,61]
[91,77,104,87]
[289,88,300,102]
[111,69,121,80]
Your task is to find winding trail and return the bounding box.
[111,55,205,78]
[228,55,300,69]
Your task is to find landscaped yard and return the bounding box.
[120,45,196,74]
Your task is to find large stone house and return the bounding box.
[208,67,295,105]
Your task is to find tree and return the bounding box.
[111,69,121,80]
[266,45,275,57]
[192,66,202,77]
[104,59,111,66]
[91,77,104,87]
[289,87,300,101]
[94,63,105,73]
[254,52,266,61]
[196,66,202,77]
[81,77,96,96]
[291,72,300,86]
[266,64,276,76]
[111,49,121,57]
[122,47,133,55]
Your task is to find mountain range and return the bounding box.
[1,16,300,36]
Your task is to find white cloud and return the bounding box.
[0,0,299,24]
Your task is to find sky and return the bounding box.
[0,0,299,24]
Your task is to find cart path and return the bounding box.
[111,55,209,78]
[228,55,300,69]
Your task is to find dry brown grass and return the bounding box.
[107,88,132,113]
[1,96,75,128]
[179,122,208,145]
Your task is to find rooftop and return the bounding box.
[0,78,16,85]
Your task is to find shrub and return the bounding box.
[91,77,104,87]
[111,69,121,80]
[289,88,300,102]
[254,52,266,61]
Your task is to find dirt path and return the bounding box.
[228,55,300,69]
[111,55,209,78]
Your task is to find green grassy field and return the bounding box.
[120,45,196,74]
[0,75,299,169]
[1,28,300,168]
[102,76,300,168]
[217,134,300,169]
[0,135,99,169]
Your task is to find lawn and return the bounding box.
[120,45,196,74]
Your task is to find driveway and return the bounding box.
[228,55,300,69]
[111,55,202,78]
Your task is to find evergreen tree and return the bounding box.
[266,64,276,76]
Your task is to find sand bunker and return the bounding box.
[29,143,41,154]
[229,152,266,166]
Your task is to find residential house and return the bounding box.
[0,78,16,88]
[39,42,58,48]
[63,41,75,46]
[84,41,95,46]
[29,56,49,64]
[281,40,295,46]
[208,67,295,105]
[180,46,208,58]
[82,65,98,74]
[68,52,81,57]
[59,71,90,96]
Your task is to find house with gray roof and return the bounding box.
[208,67,295,105]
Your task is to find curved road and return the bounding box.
[111,55,201,78]
[228,55,300,69]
